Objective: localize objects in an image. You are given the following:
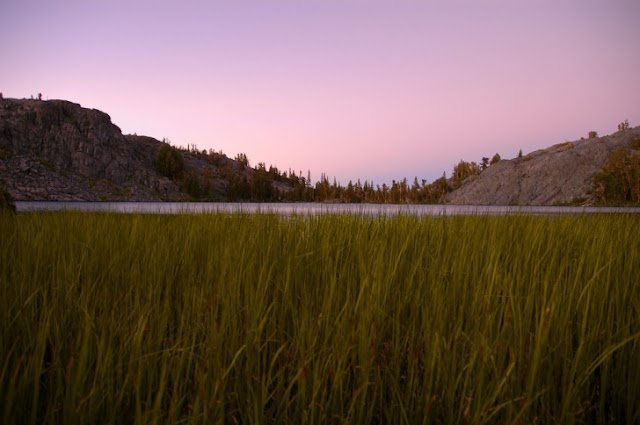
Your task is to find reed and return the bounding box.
[1,211,639,424]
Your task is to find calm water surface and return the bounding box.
[14,202,640,216]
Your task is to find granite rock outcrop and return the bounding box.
[445,126,640,205]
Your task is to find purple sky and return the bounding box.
[2,1,639,185]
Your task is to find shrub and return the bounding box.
[0,187,16,213]
[451,160,480,189]
[154,144,185,181]
[618,119,630,131]
[588,131,598,139]
[593,147,640,204]
[183,169,202,199]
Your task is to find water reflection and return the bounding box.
[14,202,640,216]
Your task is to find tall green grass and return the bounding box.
[1,211,639,424]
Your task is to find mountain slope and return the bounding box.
[445,127,640,205]
[2,97,637,205]
[0,98,291,201]
[0,98,178,200]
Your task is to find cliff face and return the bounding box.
[2,100,128,178]
[445,127,640,205]
[0,99,202,200]
[2,97,637,205]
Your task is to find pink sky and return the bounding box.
[2,0,639,185]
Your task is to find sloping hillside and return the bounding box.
[2,97,637,205]
[445,127,640,205]
[0,98,291,201]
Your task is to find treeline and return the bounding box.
[282,173,451,204]
[154,140,502,203]
[276,154,500,203]
[148,132,640,206]
[593,136,640,205]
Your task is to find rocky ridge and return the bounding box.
[0,98,242,201]
[1,97,637,205]
[445,126,640,205]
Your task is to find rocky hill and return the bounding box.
[445,126,640,205]
[1,97,637,205]
[0,98,291,201]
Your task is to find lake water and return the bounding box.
[14,202,640,216]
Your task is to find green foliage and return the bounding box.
[0,187,16,213]
[182,169,202,199]
[618,119,630,131]
[452,160,480,189]
[152,140,516,204]
[430,173,452,199]
[201,168,212,198]
[235,153,249,171]
[147,128,638,204]
[225,174,249,201]
[1,212,639,424]
[249,167,275,201]
[154,144,185,181]
[594,147,640,205]
[205,149,225,167]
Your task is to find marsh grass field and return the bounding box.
[1,211,639,424]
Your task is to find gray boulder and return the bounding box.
[445,127,640,205]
